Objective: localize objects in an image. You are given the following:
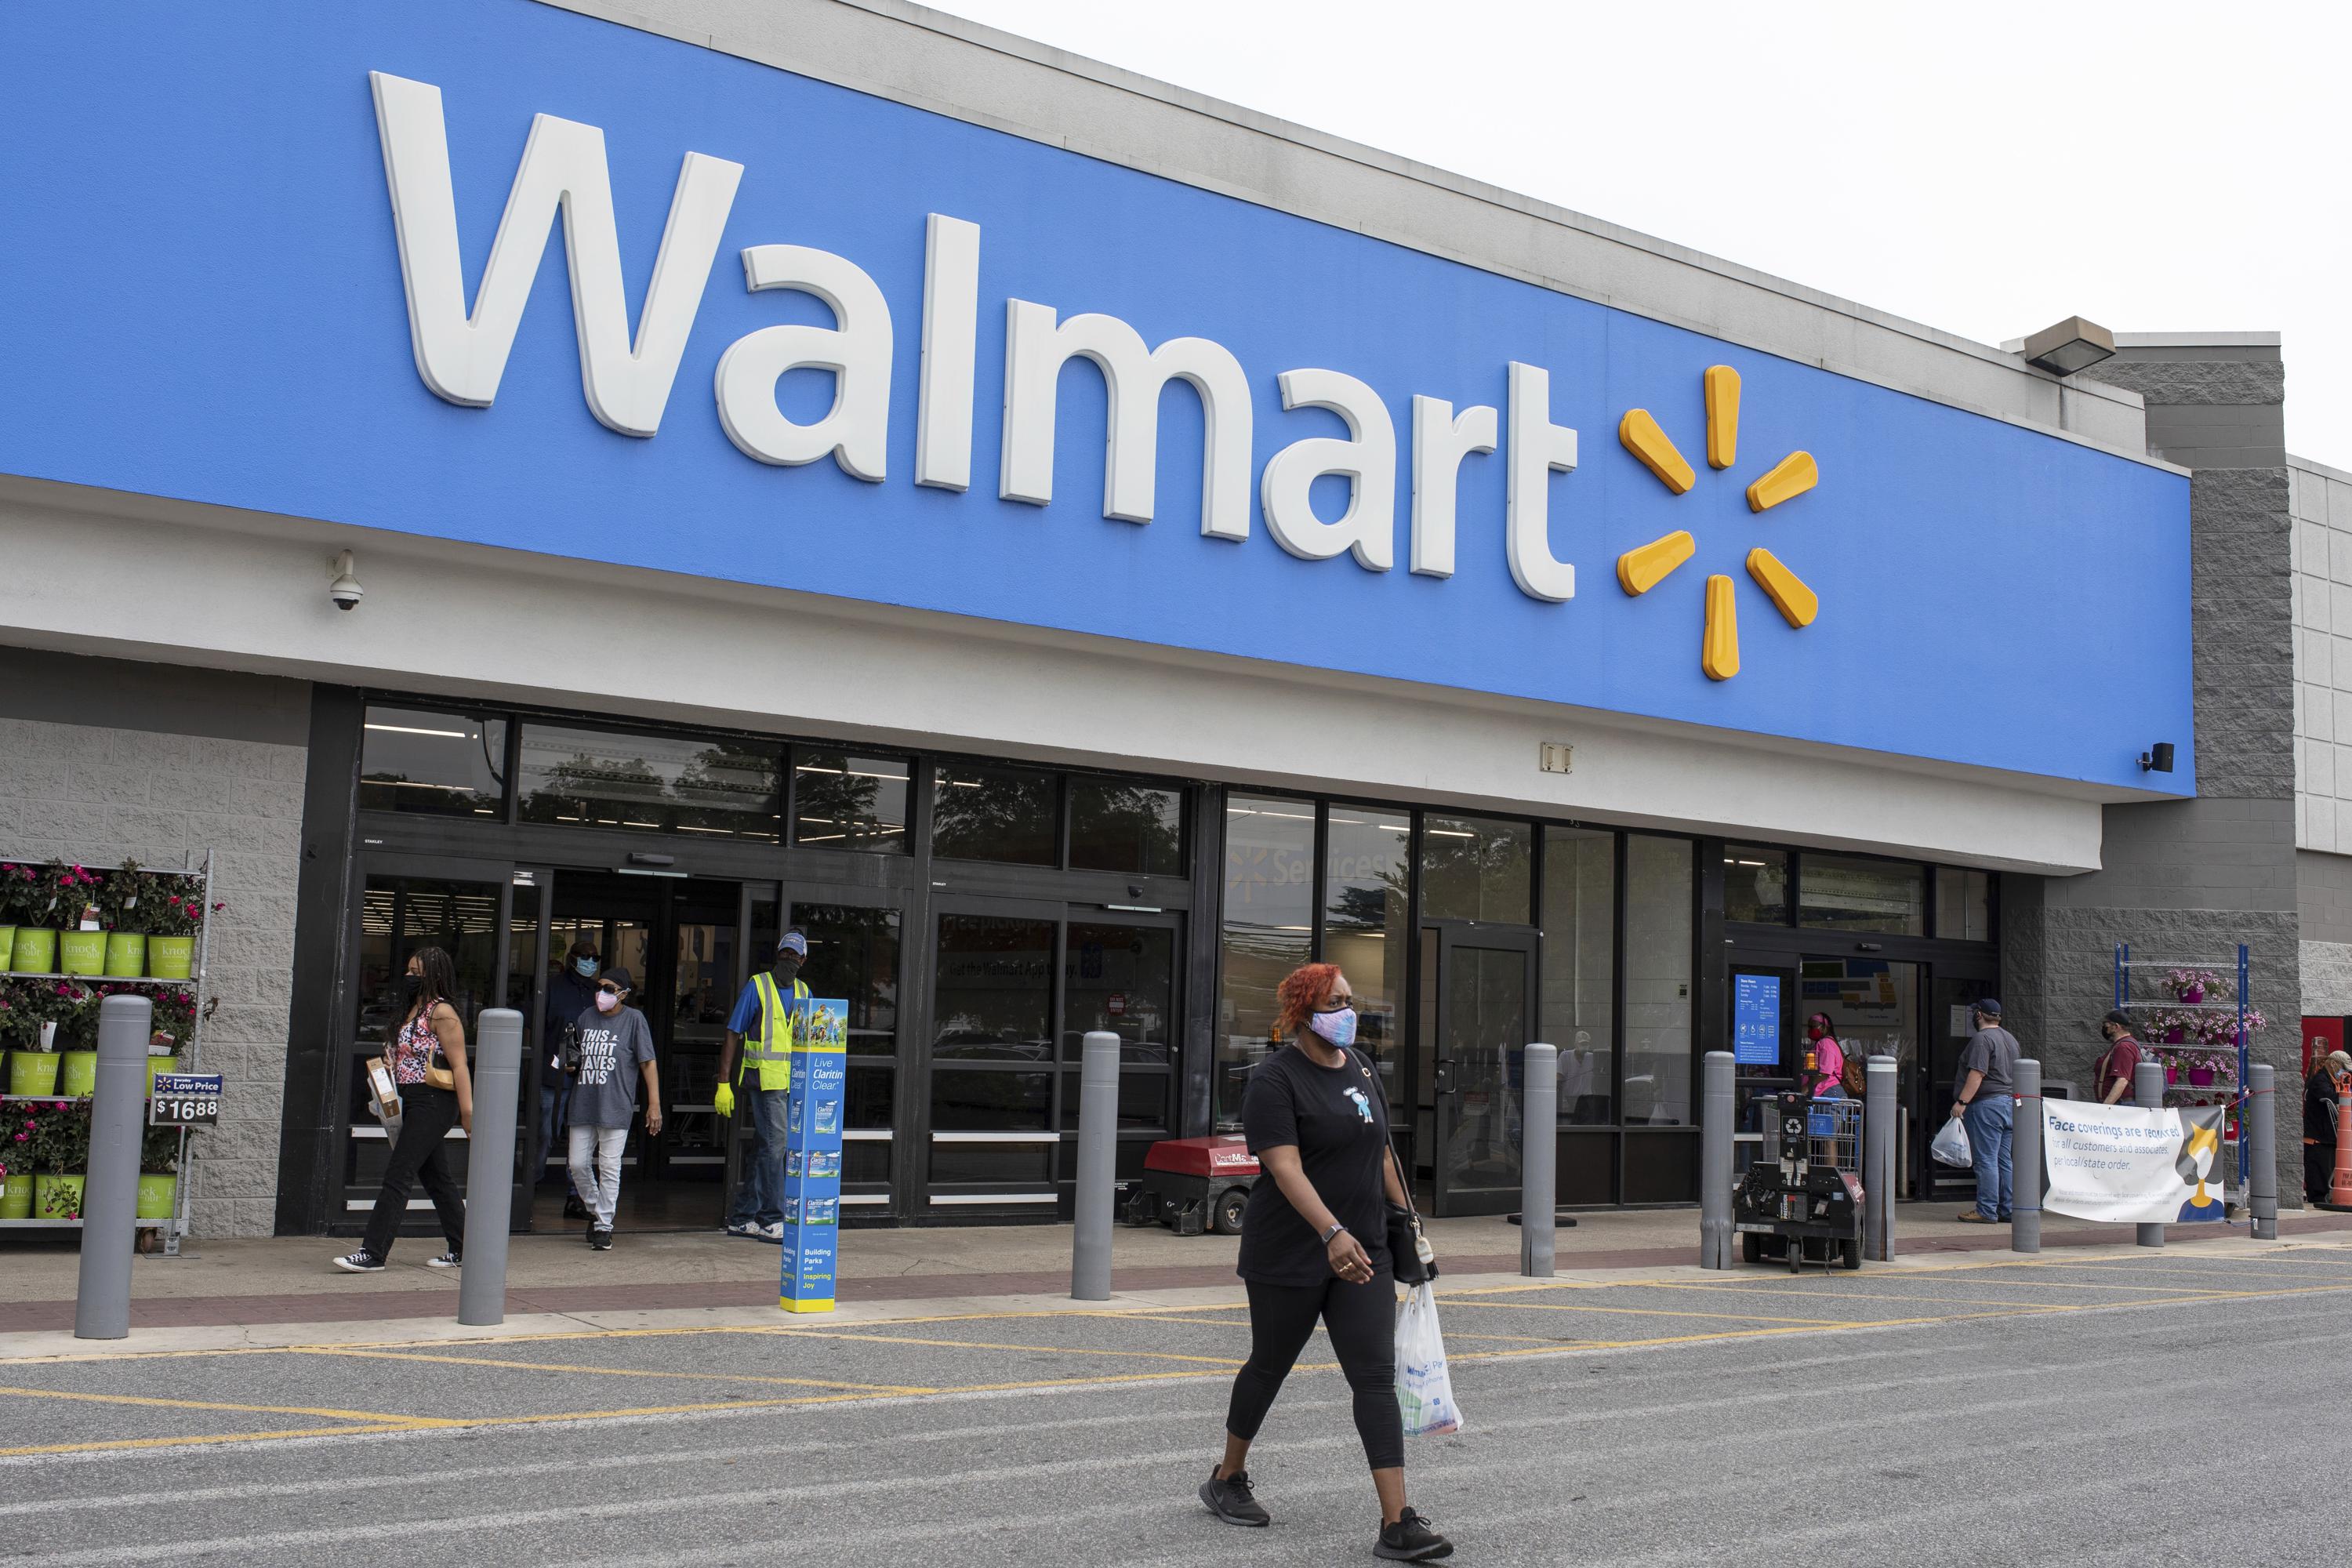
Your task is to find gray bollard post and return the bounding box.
[457,1009,523,1327]
[2248,1062,2278,1240]
[1072,1029,1120,1301]
[1700,1051,1734,1269]
[2011,1059,2042,1254]
[2134,1059,2165,1250]
[74,995,154,1341]
[1520,1044,1557,1277]
[1864,1056,1896,1262]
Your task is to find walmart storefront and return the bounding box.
[0,0,2193,1236]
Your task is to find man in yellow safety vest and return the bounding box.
[717,929,811,1241]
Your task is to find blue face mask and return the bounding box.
[575,957,599,978]
[1308,1007,1357,1050]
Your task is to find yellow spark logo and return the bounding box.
[1613,366,1817,680]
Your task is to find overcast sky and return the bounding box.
[927,0,2347,465]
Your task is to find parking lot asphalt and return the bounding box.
[4,1240,2349,1564]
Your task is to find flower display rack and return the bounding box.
[2112,942,2254,1210]
[0,850,215,1253]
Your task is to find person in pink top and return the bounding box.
[1806,1014,1847,1099]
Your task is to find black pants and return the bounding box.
[1225,1274,1403,1471]
[2307,1143,2337,1203]
[361,1083,466,1261]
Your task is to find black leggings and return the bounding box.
[1225,1275,1403,1471]
[361,1083,466,1261]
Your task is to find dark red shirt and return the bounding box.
[2094,1036,2142,1102]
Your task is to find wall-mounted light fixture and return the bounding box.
[2020,316,2117,378]
[2140,742,2176,773]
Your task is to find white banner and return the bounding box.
[2042,1101,2230,1225]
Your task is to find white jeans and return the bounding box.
[568,1123,628,1229]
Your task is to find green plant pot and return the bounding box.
[0,1174,30,1220]
[8,1051,60,1097]
[147,935,195,979]
[136,1173,178,1219]
[103,932,147,978]
[60,1050,97,1098]
[10,928,57,975]
[146,1054,181,1094]
[57,931,107,977]
[33,1174,85,1220]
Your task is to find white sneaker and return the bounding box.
[757,1222,785,1243]
[725,1220,762,1239]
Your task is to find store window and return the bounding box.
[1800,854,1926,935]
[931,760,1058,866]
[1421,815,1533,924]
[1541,827,1616,1125]
[1056,920,1176,1134]
[1723,845,1789,924]
[516,724,781,840]
[1936,868,1992,941]
[1069,778,1185,877]
[1622,836,1693,1126]
[358,706,507,818]
[1324,804,1410,1086]
[1214,794,1316,1123]
[796,902,902,1187]
[792,751,911,853]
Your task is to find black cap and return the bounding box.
[2102,1010,2132,1031]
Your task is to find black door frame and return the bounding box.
[1418,919,1538,1218]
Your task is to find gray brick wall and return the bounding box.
[2006,343,2303,1202]
[2302,939,2352,1014]
[0,648,308,1240]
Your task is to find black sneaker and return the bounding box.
[1376,1508,1453,1562]
[1198,1467,1269,1528]
[425,1250,462,1269]
[564,1192,587,1220]
[331,1250,386,1273]
[590,1227,613,1251]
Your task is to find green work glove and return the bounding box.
[713,1082,735,1119]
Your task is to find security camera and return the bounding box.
[328,550,364,612]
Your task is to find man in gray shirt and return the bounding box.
[567,967,662,1251]
[1952,999,2020,1225]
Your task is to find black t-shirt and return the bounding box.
[1236,1044,1392,1286]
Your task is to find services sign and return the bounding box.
[2042,1102,2230,1225]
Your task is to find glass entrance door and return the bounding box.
[922,898,1181,1215]
[1427,925,1535,1216]
[343,857,532,1235]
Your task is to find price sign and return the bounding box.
[150,1073,224,1127]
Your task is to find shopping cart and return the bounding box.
[1732,1092,1864,1272]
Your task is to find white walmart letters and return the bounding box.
[370,72,1581,602]
[369,71,741,438]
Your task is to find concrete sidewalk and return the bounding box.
[5,1203,2346,1338]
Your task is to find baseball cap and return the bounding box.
[1975,998,2002,1018]
[2328,1051,2351,1073]
[778,931,808,959]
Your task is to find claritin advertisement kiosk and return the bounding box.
[781,997,849,1312]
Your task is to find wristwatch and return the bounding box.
[1320,1221,1348,1243]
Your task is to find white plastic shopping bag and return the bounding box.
[1395,1282,1464,1437]
[1929,1114,1973,1168]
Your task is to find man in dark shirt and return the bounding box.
[1952,1000,2020,1224]
[2093,1011,2143,1105]
[2306,1049,2349,1203]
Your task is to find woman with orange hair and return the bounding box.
[1196,963,1451,1561]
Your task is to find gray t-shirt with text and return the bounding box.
[567,1007,656,1128]
[1958,1025,2020,1103]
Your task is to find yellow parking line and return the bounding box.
[0,1383,459,1428]
[293,1346,938,1395]
[1440,1300,1856,1327]
[1649,1283,2189,1310]
[760,1329,1245,1368]
[0,1423,429,1459]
